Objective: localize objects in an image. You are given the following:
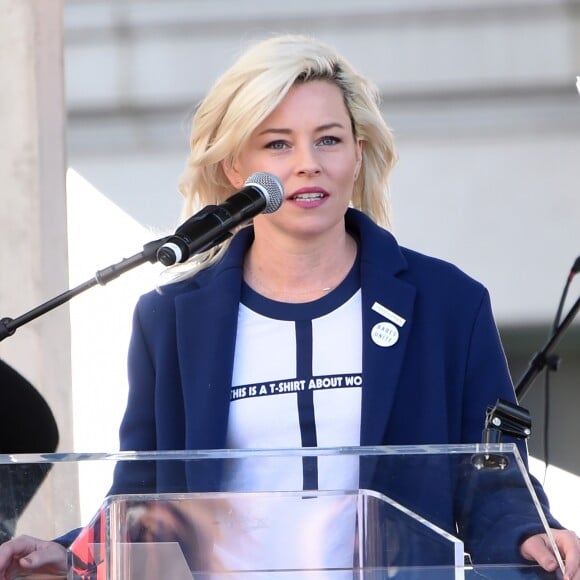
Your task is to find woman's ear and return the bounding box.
[221,159,245,189]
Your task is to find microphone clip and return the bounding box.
[482,398,531,444]
[473,398,531,471]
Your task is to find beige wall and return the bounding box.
[0,0,76,536]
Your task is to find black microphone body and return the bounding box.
[157,172,283,266]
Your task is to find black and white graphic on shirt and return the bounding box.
[230,373,363,401]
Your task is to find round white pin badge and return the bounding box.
[371,322,399,347]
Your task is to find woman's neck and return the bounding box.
[243,230,357,303]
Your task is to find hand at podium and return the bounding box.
[521,529,580,580]
[0,535,66,579]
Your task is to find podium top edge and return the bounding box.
[0,442,520,464]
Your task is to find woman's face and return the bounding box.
[223,79,363,242]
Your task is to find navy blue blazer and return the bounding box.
[117,208,557,564]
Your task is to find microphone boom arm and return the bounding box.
[0,237,169,342]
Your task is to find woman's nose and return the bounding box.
[294,144,321,175]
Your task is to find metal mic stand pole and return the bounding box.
[515,296,580,402]
[0,237,168,342]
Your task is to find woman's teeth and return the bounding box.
[292,192,324,200]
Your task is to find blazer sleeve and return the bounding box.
[108,299,158,496]
[455,289,562,564]
[121,299,158,453]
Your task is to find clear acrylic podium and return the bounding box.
[0,444,560,578]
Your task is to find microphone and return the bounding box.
[156,172,284,266]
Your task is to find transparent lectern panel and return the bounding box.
[0,444,560,579]
[70,489,463,578]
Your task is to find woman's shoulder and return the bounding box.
[401,246,484,288]
[351,208,488,300]
[399,246,490,315]
[134,275,202,312]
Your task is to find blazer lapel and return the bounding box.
[360,272,416,445]
[346,210,417,446]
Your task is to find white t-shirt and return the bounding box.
[217,261,364,574]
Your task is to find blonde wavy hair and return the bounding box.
[171,34,397,280]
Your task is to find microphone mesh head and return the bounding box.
[244,172,284,214]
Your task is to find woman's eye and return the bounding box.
[319,136,340,146]
[266,140,287,150]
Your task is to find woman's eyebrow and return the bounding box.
[257,122,346,137]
